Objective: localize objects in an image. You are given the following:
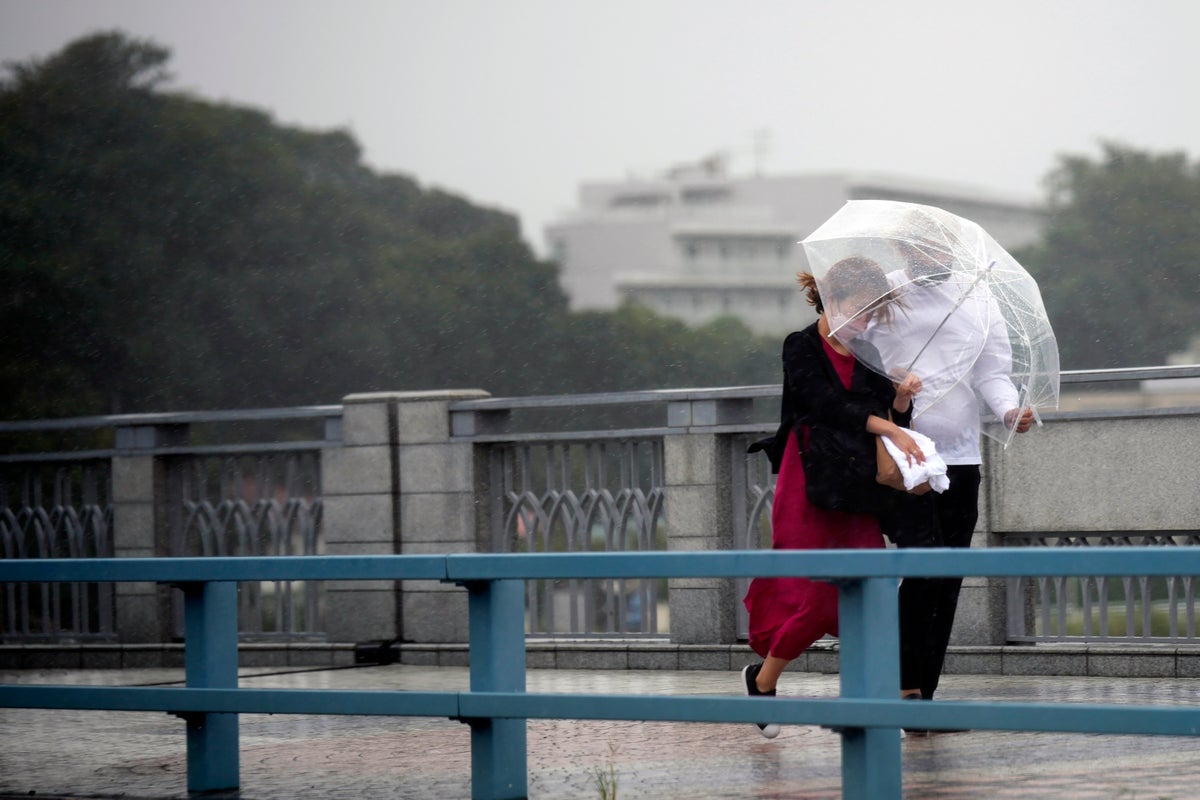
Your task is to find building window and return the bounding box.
[611,193,668,208]
[680,187,731,205]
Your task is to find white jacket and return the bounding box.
[866,271,1020,465]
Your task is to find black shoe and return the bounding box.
[902,694,968,735]
[742,663,780,739]
[902,694,930,736]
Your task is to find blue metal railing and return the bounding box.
[3,549,1200,800]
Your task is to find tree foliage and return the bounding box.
[0,32,779,420]
[1019,142,1200,369]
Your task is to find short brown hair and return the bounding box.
[797,256,899,326]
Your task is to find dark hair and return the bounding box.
[797,256,899,325]
[897,240,953,285]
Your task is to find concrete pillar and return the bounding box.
[321,390,488,645]
[395,390,489,644]
[111,424,185,642]
[663,397,750,644]
[110,454,158,641]
[321,393,403,643]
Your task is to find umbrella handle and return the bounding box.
[1000,384,1043,448]
[1012,383,1041,429]
[998,383,1034,449]
[1019,384,1044,428]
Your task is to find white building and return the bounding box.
[544,163,1046,336]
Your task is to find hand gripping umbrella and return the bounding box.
[800,199,1060,447]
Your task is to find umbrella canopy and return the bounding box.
[800,199,1059,447]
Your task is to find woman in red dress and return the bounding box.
[743,260,922,738]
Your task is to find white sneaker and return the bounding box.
[742,663,780,739]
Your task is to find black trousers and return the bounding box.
[882,464,981,699]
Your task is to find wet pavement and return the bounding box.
[3,665,1200,799]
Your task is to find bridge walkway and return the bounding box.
[3,665,1199,799]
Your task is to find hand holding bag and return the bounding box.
[874,412,932,496]
[804,409,931,514]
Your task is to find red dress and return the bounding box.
[743,339,885,661]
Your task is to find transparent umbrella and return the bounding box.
[800,199,1060,447]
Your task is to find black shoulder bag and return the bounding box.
[747,412,888,514]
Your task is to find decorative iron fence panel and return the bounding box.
[732,432,777,639]
[167,452,324,639]
[1005,531,1200,643]
[0,461,114,640]
[489,438,666,636]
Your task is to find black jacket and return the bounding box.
[751,322,907,473]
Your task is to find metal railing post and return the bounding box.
[836,576,902,800]
[180,580,240,793]
[466,578,527,800]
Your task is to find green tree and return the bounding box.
[0,32,531,416]
[0,32,780,422]
[1020,142,1200,369]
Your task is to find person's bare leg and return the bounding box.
[756,655,790,692]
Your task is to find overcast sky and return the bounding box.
[3,0,1198,254]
